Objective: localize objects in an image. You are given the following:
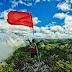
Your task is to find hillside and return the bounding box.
[0,39,72,72]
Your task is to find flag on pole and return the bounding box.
[7,11,33,28]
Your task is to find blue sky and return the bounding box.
[0,0,72,40]
[0,0,64,27]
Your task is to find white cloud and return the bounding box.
[45,31,55,39]
[11,0,53,8]
[11,0,18,8]
[42,0,46,1]
[53,12,72,38]
[57,2,71,11]
[53,13,66,19]
[65,28,72,34]
[22,2,32,6]
[35,0,40,3]
[0,31,28,62]
[50,25,64,32]
[62,15,72,34]
[55,32,61,38]
[19,0,23,4]
[11,0,32,8]
[52,22,56,24]
[66,0,69,3]
[10,0,55,8]
[33,17,41,25]
[70,0,72,3]
[54,32,66,39]
[33,25,71,39]
[64,15,72,25]
[33,26,40,32]
[34,32,46,38]
[19,9,27,12]
[53,13,72,26]
[45,30,50,34]
[40,27,47,33]
[44,25,49,30]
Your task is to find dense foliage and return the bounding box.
[39,39,72,72]
[0,39,72,72]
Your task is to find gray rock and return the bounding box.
[27,66,34,72]
[21,60,52,72]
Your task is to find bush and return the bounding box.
[0,63,19,72]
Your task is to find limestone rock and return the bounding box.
[21,60,52,72]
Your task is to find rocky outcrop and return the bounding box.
[21,60,52,72]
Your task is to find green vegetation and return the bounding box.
[0,39,72,72]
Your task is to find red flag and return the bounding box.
[7,11,33,28]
